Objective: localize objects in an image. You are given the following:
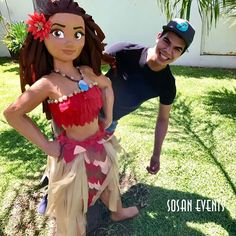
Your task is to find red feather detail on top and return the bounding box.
[48,86,102,127]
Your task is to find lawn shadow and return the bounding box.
[143,184,235,236]
[3,65,19,74]
[1,180,235,235]
[171,66,236,80]
[0,114,52,177]
[0,174,50,235]
[0,57,11,64]
[0,128,44,162]
[88,183,236,236]
[204,87,236,120]
[0,57,19,73]
[169,94,236,195]
[0,114,56,235]
[126,99,158,135]
[142,184,236,236]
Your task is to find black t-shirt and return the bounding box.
[105,42,176,120]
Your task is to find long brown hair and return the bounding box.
[20,0,114,119]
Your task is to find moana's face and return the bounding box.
[44,13,85,62]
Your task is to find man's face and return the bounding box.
[154,31,186,66]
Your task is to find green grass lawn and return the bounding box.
[0,57,236,236]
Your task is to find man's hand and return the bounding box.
[146,155,160,175]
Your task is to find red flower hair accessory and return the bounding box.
[26,12,51,42]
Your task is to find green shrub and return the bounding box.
[2,21,27,54]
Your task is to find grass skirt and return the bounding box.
[45,130,120,236]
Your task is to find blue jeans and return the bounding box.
[105,120,118,133]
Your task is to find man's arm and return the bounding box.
[100,76,114,129]
[146,103,172,174]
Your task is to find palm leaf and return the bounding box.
[157,0,236,30]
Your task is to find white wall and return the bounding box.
[0,0,236,68]
[202,16,236,55]
[79,0,167,46]
[173,0,236,68]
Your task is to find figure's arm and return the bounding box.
[3,77,60,157]
[146,103,172,174]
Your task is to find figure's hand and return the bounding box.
[45,140,61,158]
[146,155,160,175]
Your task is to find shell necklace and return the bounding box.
[52,67,89,92]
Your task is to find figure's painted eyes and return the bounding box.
[50,29,84,40]
[75,31,84,40]
[51,29,64,38]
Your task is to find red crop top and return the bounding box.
[47,85,102,127]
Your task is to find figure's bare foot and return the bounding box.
[111,206,139,221]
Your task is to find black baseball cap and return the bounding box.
[162,18,195,49]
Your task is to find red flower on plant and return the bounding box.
[26,12,51,42]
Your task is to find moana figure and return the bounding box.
[4,0,138,235]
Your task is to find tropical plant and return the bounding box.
[157,0,236,29]
[222,0,236,16]
[2,21,27,54]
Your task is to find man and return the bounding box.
[104,18,195,175]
